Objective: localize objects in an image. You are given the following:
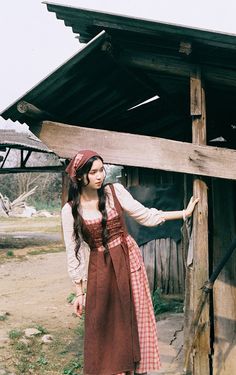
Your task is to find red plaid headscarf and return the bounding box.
[65,150,101,182]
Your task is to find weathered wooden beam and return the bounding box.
[119,51,236,87]
[212,179,236,375]
[119,51,193,77]
[32,120,236,181]
[191,70,210,374]
[17,101,54,121]
[190,68,202,116]
[0,166,64,174]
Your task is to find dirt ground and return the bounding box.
[0,218,184,375]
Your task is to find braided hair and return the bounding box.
[67,156,108,261]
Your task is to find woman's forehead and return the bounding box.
[90,159,103,170]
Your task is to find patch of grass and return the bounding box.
[0,243,64,263]
[9,329,23,339]
[67,292,76,304]
[37,354,48,366]
[0,312,9,321]
[74,315,85,339]
[7,322,85,375]
[6,250,14,257]
[28,244,64,255]
[63,358,83,375]
[34,324,48,335]
[0,216,61,233]
[152,288,184,316]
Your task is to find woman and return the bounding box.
[61,149,199,375]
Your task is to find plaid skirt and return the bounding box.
[115,235,161,374]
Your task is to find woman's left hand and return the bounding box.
[184,196,199,219]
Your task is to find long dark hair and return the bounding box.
[67,156,108,261]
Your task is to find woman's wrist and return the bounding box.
[182,209,187,221]
[76,292,86,297]
[74,280,83,296]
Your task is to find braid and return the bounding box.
[68,181,84,262]
[98,185,109,252]
[67,156,109,261]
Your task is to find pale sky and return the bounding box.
[1,0,236,131]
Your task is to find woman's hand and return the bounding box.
[184,196,199,219]
[73,294,86,317]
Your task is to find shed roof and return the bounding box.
[1,3,236,146]
[44,2,236,46]
[0,130,52,153]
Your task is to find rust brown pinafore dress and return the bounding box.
[81,184,141,375]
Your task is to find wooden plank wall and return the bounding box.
[125,166,186,295]
[140,238,184,294]
[212,179,236,375]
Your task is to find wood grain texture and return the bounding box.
[36,121,236,181]
[212,179,236,375]
[190,70,202,116]
[141,238,185,295]
[190,76,210,374]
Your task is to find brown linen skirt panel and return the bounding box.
[84,244,140,375]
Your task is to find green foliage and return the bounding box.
[9,329,23,339]
[152,288,183,315]
[67,292,76,304]
[15,341,28,351]
[0,312,10,322]
[62,316,85,374]
[7,321,84,375]
[63,359,83,375]
[0,171,62,210]
[6,250,14,257]
[37,354,48,366]
[74,314,85,339]
[0,174,15,201]
[34,324,48,335]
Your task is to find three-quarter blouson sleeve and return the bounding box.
[113,183,166,227]
[61,203,89,283]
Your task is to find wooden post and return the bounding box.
[212,179,236,375]
[188,68,210,374]
[61,172,69,207]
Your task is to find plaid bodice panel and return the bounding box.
[82,207,127,251]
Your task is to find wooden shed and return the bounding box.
[0,129,63,174]
[1,4,236,374]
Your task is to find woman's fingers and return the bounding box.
[73,296,83,317]
[186,196,199,216]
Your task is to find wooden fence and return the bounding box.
[140,238,185,295]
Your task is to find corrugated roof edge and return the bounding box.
[0,130,52,152]
[44,1,236,45]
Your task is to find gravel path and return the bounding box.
[0,252,184,374]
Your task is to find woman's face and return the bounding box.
[83,159,105,189]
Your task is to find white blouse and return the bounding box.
[61,183,165,283]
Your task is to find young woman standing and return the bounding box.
[61,150,198,375]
